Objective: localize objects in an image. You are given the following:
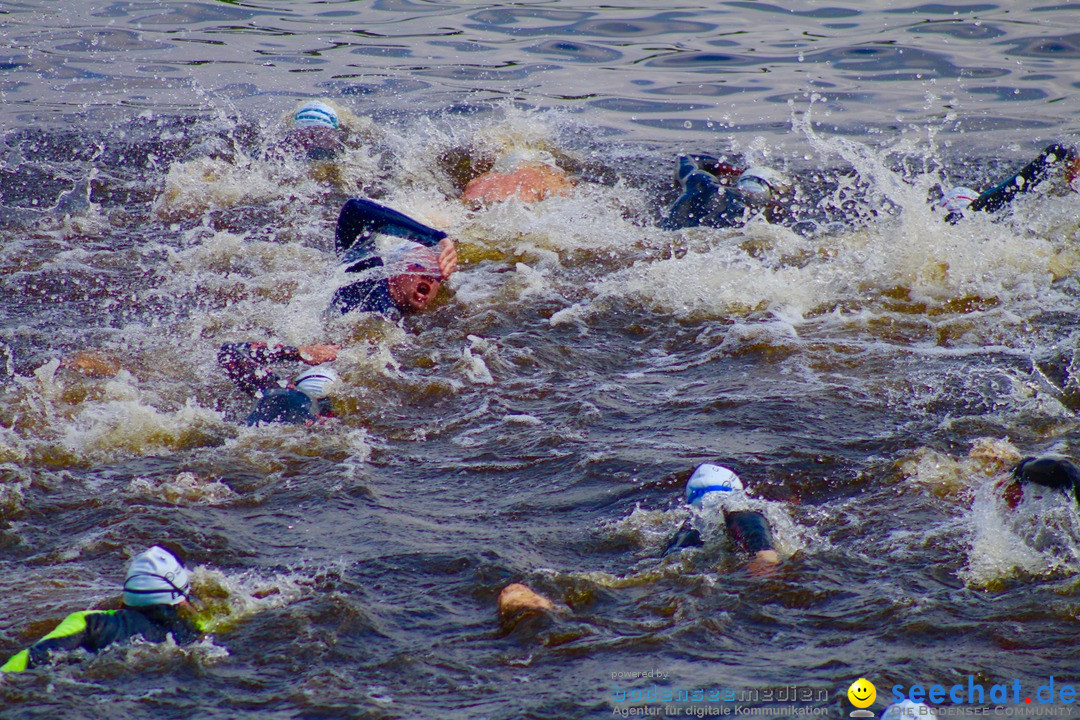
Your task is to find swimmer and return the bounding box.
[660,154,792,230]
[272,100,344,163]
[1,546,203,673]
[461,149,575,205]
[662,463,780,571]
[1000,455,1080,509]
[217,341,340,426]
[937,143,1080,223]
[495,463,782,629]
[330,198,458,318]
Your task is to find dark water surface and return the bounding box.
[2,1,1080,719]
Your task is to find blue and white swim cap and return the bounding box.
[881,701,939,720]
[123,546,191,607]
[685,463,744,506]
[293,101,339,130]
[294,364,340,400]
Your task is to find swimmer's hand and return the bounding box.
[661,520,703,557]
[299,344,339,364]
[746,549,781,577]
[437,239,458,279]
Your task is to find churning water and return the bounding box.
[2,1,1080,719]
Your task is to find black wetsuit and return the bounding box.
[1013,456,1080,505]
[662,509,775,557]
[660,155,754,230]
[2,606,199,672]
[330,198,447,317]
[945,144,1078,223]
[217,342,329,426]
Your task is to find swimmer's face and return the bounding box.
[389,269,442,313]
[848,679,876,709]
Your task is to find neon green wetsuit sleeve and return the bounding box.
[0,649,29,673]
[1,610,113,673]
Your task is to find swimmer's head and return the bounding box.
[736,166,791,201]
[386,244,443,313]
[936,186,978,215]
[123,546,192,607]
[293,101,339,130]
[686,463,744,507]
[294,365,340,401]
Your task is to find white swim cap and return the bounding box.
[383,240,441,278]
[686,463,744,506]
[737,166,792,196]
[294,364,340,400]
[881,701,939,720]
[123,546,191,607]
[293,101,339,130]
[937,186,978,214]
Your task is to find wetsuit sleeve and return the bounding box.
[661,519,704,556]
[724,511,775,555]
[970,144,1078,213]
[1013,456,1080,505]
[335,198,447,256]
[1,610,111,672]
[218,342,301,396]
[660,156,745,231]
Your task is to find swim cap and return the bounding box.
[294,364,340,401]
[737,166,792,198]
[881,701,939,720]
[383,241,441,278]
[293,101,339,130]
[685,463,744,506]
[123,546,191,607]
[937,186,978,214]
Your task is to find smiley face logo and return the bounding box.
[848,678,876,709]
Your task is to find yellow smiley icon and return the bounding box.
[848,678,876,709]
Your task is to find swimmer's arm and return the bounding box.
[725,511,776,557]
[1009,457,1080,506]
[335,198,448,256]
[971,144,1078,213]
[218,342,304,396]
[727,511,780,574]
[1,611,100,672]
